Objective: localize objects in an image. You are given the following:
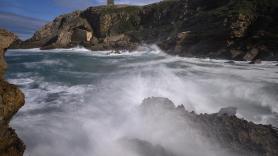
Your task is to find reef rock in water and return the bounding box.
[136,97,278,156]
[0,29,25,156]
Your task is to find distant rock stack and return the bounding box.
[107,0,114,6]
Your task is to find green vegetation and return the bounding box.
[101,6,141,14]
[196,0,278,17]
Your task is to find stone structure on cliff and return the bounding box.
[0,29,25,156]
[13,0,278,61]
[107,0,114,6]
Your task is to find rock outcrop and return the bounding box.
[139,97,278,156]
[0,29,25,156]
[14,0,278,61]
[0,29,18,80]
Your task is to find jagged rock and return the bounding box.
[0,81,25,122]
[0,125,25,156]
[0,29,25,156]
[243,48,259,61]
[0,29,18,79]
[217,107,237,116]
[14,0,278,61]
[140,97,278,156]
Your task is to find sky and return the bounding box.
[0,0,161,40]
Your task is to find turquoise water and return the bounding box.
[6,48,278,156]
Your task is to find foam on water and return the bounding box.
[7,45,163,57]
[5,46,278,156]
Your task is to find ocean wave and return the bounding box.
[7,44,163,57]
[7,46,278,67]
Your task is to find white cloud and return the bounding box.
[0,12,47,39]
[52,0,99,9]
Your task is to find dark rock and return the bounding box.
[217,107,237,116]
[14,0,278,60]
[249,59,262,64]
[225,60,235,64]
[0,29,25,156]
[140,97,278,156]
[244,48,259,61]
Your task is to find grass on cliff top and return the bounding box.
[143,0,178,10]
[197,0,278,17]
[101,5,141,14]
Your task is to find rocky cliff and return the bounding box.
[137,97,278,156]
[14,0,278,61]
[0,29,25,156]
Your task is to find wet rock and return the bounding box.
[244,48,259,61]
[0,29,25,156]
[140,97,278,156]
[217,107,237,116]
[141,97,176,110]
[249,59,262,64]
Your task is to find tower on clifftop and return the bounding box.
[107,0,114,6]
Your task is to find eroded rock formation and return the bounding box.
[14,0,278,61]
[0,29,25,156]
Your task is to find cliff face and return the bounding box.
[16,0,278,61]
[0,29,25,156]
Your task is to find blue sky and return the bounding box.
[0,0,161,40]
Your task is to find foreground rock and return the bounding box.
[0,29,25,156]
[14,0,278,61]
[138,97,278,156]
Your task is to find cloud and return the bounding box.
[0,1,21,8]
[0,12,48,40]
[53,0,162,9]
[52,0,101,10]
[116,0,161,5]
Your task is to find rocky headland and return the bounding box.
[0,29,25,156]
[13,0,278,61]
